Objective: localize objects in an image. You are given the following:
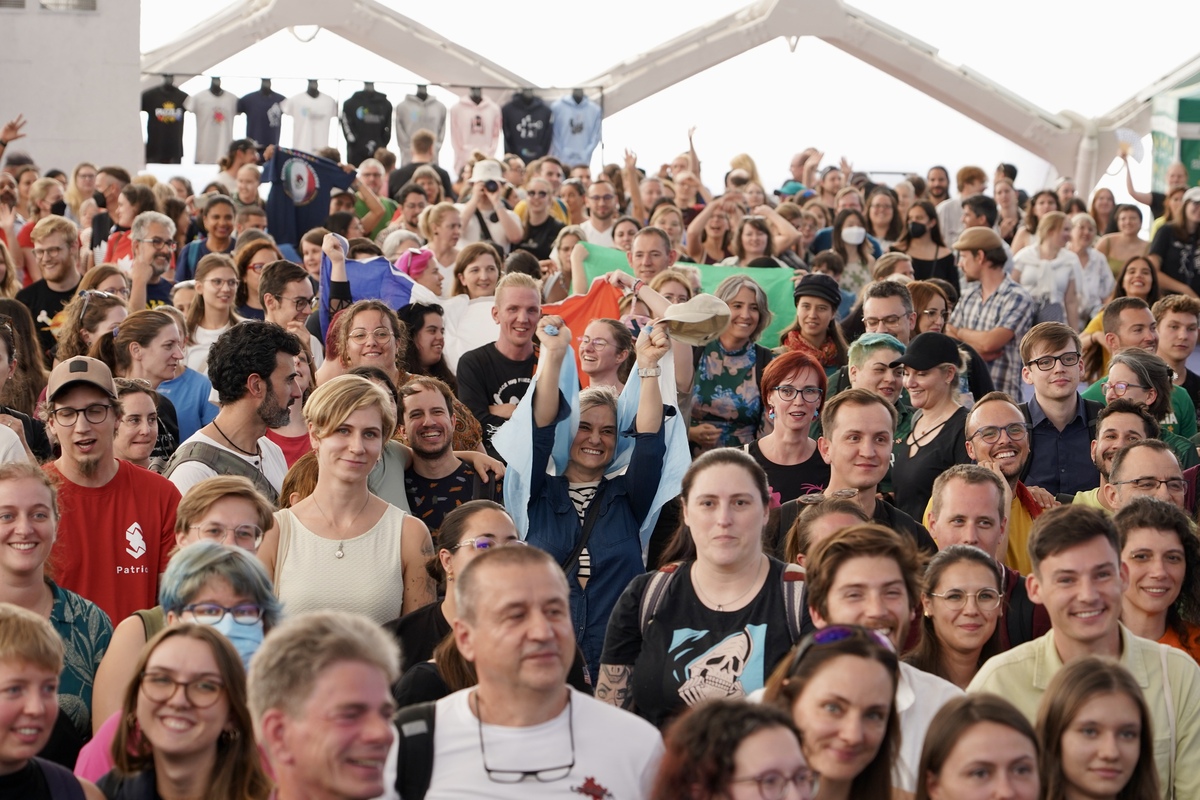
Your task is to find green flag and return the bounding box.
[579,243,795,347]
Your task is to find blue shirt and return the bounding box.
[1024,394,1099,495]
[157,367,218,443]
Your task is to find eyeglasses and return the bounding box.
[787,625,895,675]
[772,385,824,403]
[863,314,904,328]
[968,422,1029,444]
[189,523,264,548]
[797,488,860,505]
[277,295,314,312]
[50,403,112,427]
[479,691,573,783]
[1102,380,1147,397]
[32,245,64,261]
[206,278,239,289]
[248,262,271,273]
[928,588,1003,611]
[348,327,396,344]
[920,309,948,321]
[139,671,225,708]
[1110,476,1187,494]
[454,537,528,551]
[731,769,817,800]
[579,336,611,352]
[587,193,615,202]
[182,601,265,624]
[1025,352,1081,371]
[528,190,549,198]
[77,290,117,320]
[136,237,178,251]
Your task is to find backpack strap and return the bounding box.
[164,441,279,506]
[781,564,806,642]
[638,563,681,636]
[32,757,86,800]
[393,701,437,800]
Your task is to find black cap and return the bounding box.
[793,273,842,309]
[890,332,960,371]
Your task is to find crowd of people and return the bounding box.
[2,107,1200,799]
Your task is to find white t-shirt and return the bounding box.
[308,332,325,369]
[184,324,231,376]
[424,687,663,800]
[281,92,338,155]
[184,89,239,164]
[0,425,25,464]
[167,431,288,498]
[457,203,514,252]
[894,662,964,793]
[579,218,615,248]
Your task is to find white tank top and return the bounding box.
[273,504,406,624]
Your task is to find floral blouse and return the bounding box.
[691,340,764,448]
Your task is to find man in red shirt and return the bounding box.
[42,356,180,623]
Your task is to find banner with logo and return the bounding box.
[264,148,355,247]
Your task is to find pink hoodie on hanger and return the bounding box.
[449,95,502,177]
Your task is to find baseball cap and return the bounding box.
[775,180,806,197]
[47,356,117,402]
[951,227,1004,252]
[470,160,504,185]
[1184,186,1200,205]
[659,294,731,347]
[889,332,961,372]
[330,187,354,198]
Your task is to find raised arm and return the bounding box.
[633,323,670,435]
[624,149,647,224]
[687,127,712,202]
[533,315,571,428]
[685,201,719,261]
[1122,155,1154,208]
[353,169,386,235]
[608,271,694,394]
[755,204,801,254]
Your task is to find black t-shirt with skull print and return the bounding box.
[601,558,796,729]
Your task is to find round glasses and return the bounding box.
[182,602,265,625]
[49,403,112,427]
[139,671,225,708]
[1102,380,1147,398]
[730,768,817,800]
[927,588,1003,611]
[348,327,395,344]
[772,385,824,403]
[968,423,1029,444]
[189,523,264,548]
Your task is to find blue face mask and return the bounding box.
[207,615,265,670]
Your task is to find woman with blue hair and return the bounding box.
[78,512,280,779]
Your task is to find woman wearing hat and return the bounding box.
[777,273,848,374]
[1148,186,1200,298]
[889,332,971,521]
[456,158,523,253]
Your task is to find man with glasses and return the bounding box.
[260,260,323,367]
[393,182,428,240]
[164,321,302,504]
[1073,399,1160,513]
[927,464,1050,648]
[127,210,177,311]
[17,214,82,366]
[944,227,1034,398]
[580,178,617,247]
[1016,322,1102,496]
[354,157,397,239]
[42,356,181,623]
[1103,439,1189,512]
[408,545,662,798]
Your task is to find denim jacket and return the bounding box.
[525,394,670,676]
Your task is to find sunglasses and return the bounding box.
[786,624,895,676]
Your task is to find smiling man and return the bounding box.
[251,611,400,800]
[457,272,541,458]
[42,356,180,625]
[968,505,1200,798]
[1073,400,1160,513]
[260,260,323,367]
[805,523,962,794]
[400,376,500,533]
[1153,295,1200,430]
[1103,439,1188,513]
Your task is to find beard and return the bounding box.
[409,426,452,460]
[257,392,292,429]
[75,453,102,479]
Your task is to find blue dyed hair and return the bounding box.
[848,332,906,368]
[158,541,282,629]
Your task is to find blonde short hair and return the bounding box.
[0,603,64,673]
[31,214,78,246]
[176,475,277,534]
[303,374,397,441]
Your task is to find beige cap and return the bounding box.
[47,356,116,401]
[658,294,731,347]
[951,227,1004,251]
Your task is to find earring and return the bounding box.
[767,407,775,421]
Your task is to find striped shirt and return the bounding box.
[569,481,601,579]
[949,277,1034,399]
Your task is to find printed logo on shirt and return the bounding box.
[571,777,613,799]
[570,117,584,135]
[517,114,543,139]
[671,624,768,706]
[281,158,320,207]
[267,103,283,128]
[471,114,484,135]
[154,103,184,124]
[125,522,147,559]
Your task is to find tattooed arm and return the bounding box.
[401,515,438,614]
[595,664,635,711]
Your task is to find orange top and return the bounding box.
[1158,622,1200,663]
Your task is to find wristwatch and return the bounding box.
[638,367,662,378]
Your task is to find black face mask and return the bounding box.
[908,221,928,239]
[50,199,67,217]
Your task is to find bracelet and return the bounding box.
[0,140,7,148]
[631,279,645,295]
[638,366,662,378]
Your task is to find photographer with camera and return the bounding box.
[457,158,522,253]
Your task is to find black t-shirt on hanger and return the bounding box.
[142,84,189,164]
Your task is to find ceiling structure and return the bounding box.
[141,0,1200,191]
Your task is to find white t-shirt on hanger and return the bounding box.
[281,92,338,155]
[185,89,238,164]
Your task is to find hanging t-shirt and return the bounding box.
[15,278,80,367]
[282,92,338,155]
[341,89,393,165]
[184,89,238,165]
[501,94,554,162]
[263,147,356,247]
[45,460,181,624]
[237,89,286,147]
[550,94,603,166]
[141,84,189,164]
[394,93,448,165]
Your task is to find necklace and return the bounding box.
[212,420,260,458]
[311,492,372,559]
[693,555,766,612]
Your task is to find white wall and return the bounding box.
[1,2,142,171]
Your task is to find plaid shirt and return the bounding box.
[949,277,1034,398]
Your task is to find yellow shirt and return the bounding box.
[513,197,568,225]
[969,625,1200,799]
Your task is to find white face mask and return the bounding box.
[841,226,867,246]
